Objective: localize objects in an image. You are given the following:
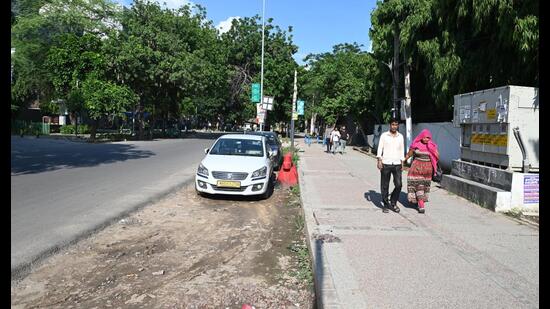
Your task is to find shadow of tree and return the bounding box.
[11,137,156,175]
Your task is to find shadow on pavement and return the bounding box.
[364,190,416,209]
[11,138,156,175]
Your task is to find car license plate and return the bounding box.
[217,180,241,188]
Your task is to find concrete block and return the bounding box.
[451,160,513,191]
[441,174,511,212]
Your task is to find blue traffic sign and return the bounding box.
[297,100,305,115]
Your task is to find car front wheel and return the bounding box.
[260,172,275,200]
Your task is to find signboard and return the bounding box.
[251,83,260,103]
[262,96,274,111]
[292,112,298,120]
[256,103,265,124]
[523,174,539,204]
[297,100,304,115]
[487,108,497,120]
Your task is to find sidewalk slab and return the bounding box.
[297,141,538,308]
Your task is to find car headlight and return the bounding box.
[197,163,209,176]
[252,166,267,178]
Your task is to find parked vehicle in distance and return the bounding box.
[245,131,283,170]
[195,134,274,199]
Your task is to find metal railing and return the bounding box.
[12,120,50,136]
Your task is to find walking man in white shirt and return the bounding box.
[330,127,341,154]
[376,118,404,213]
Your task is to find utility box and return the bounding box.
[453,86,539,172]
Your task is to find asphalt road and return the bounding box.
[11,136,215,278]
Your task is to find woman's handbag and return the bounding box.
[432,162,443,183]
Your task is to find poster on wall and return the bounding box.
[472,110,479,123]
[523,174,539,204]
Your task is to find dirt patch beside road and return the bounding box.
[11,183,314,308]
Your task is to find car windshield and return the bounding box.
[248,132,278,145]
[209,138,264,157]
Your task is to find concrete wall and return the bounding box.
[371,122,461,171]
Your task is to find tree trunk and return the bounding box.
[162,114,166,137]
[356,122,371,149]
[90,119,98,141]
[138,115,144,140]
[310,113,317,136]
[74,113,78,137]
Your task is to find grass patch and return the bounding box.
[284,184,313,287]
[288,240,313,285]
[503,207,523,219]
[282,146,300,167]
[290,185,300,196]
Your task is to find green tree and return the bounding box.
[11,0,122,116]
[302,43,379,141]
[81,78,138,139]
[369,0,538,122]
[221,16,298,128]
[109,0,227,137]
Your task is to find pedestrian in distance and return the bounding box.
[404,129,439,213]
[339,126,349,154]
[324,126,332,153]
[330,127,341,154]
[305,133,312,146]
[376,118,404,213]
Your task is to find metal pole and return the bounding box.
[404,64,412,151]
[291,69,297,150]
[392,24,400,119]
[259,0,266,131]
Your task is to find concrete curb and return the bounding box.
[15,134,91,143]
[297,150,367,308]
[11,168,197,282]
[298,165,336,308]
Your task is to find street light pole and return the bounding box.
[259,0,266,131]
[291,69,297,150]
[392,24,400,120]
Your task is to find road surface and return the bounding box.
[11,136,214,278]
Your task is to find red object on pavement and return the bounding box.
[277,153,298,186]
[242,304,255,309]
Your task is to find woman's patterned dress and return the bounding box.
[407,149,434,203]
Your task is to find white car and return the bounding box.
[195,134,274,198]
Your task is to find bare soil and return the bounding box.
[11,183,314,308]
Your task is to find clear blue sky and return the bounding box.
[115,0,378,65]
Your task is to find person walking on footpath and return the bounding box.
[324,126,332,153]
[404,129,440,214]
[339,126,349,154]
[330,127,341,154]
[377,118,404,213]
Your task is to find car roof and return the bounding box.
[218,134,264,141]
[246,131,277,137]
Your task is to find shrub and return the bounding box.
[60,124,90,134]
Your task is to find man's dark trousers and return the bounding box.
[380,164,402,206]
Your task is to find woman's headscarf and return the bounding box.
[410,129,439,175]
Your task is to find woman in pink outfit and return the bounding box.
[404,129,439,213]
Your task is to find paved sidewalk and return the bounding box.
[297,141,538,308]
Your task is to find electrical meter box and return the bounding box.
[453,85,539,172]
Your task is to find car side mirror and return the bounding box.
[204,148,209,154]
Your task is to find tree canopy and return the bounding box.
[11,0,538,138]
